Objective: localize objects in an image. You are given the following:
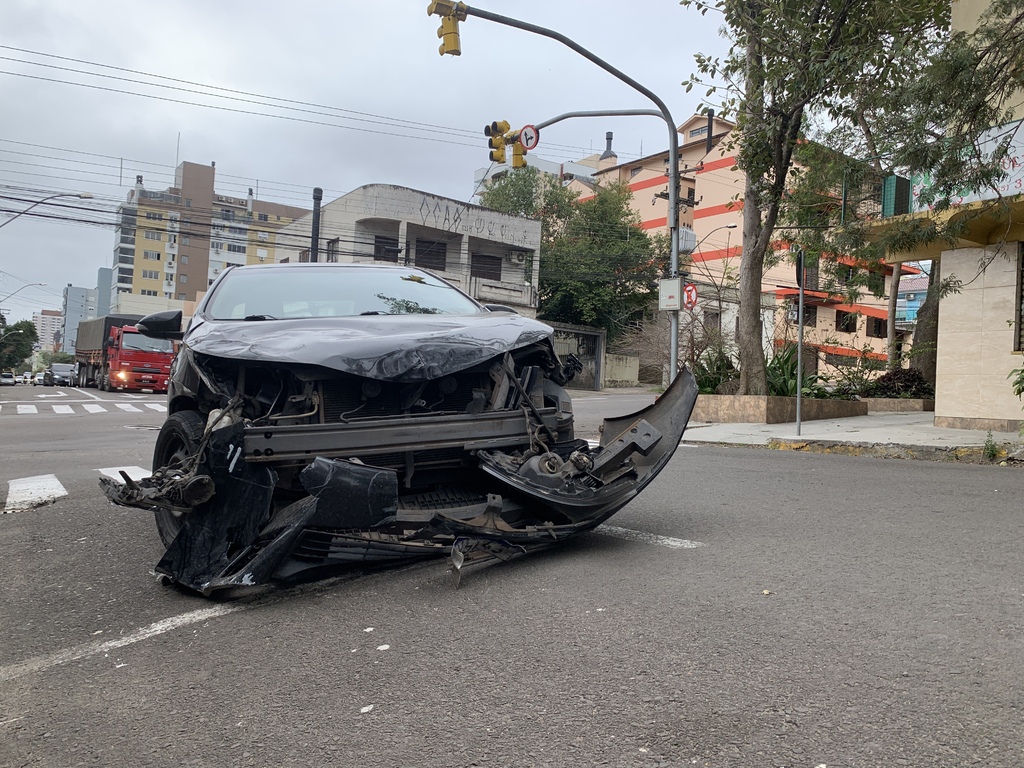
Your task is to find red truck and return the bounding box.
[74,314,176,392]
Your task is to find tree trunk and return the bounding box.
[910,261,938,386]
[737,187,768,395]
[887,267,902,369]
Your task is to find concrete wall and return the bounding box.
[691,394,868,424]
[604,354,639,387]
[935,246,1024,430]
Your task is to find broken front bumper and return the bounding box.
[101,369,699,595]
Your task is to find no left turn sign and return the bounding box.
[519,125,540,150]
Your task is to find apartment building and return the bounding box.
[276,184,541,315]
[32,309,62,351]
[111,161,309,308]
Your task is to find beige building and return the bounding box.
[275,184,542,315]
[565,114,911,378]
[112,161,309,309]
[864,0,1024,430]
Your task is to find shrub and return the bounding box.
[860,367,934,398]
[692,349,737,394]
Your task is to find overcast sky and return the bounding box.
[0,0,730,323]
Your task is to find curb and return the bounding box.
[765,438,1015,464]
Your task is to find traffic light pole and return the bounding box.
[449,5,683,382]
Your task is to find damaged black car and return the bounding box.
[101,263,698,595]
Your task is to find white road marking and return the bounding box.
[595,524,706,549]
[116,404,142,412]
[96,466,151,482]
[83,404,107,413]
[16,405,37,414]
[3,474,68,514]
[0,605,241,683]
[71,387,103,401]
[52,405,74,414]
[144,403,167,412]
[37,391,67,398]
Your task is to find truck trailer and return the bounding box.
[74,314,176,392]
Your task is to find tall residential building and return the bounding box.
[61,284,101,353]
[33,309,62,351]
[112,161,310,307]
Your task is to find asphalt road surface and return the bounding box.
[1,386,1021,767]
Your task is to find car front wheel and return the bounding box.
[152,410,207,547]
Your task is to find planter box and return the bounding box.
[861,397,935,412]
[691,394,868,424]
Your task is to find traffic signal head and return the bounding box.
[483,120,511,137]
[436,15,461,56]
[512,143,527,169]
[488,134,506,164]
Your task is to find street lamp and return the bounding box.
[0,329,25,344]
[0,283,47,304]
[0,192,94,230]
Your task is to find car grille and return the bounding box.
[320,374,483,422]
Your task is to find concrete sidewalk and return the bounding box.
[592,387,1024,460]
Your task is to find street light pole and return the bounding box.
[0,329,25,344]
[0,192,94,230]
[0,283,47,304]
[429,3,682,380]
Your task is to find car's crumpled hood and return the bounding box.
[183,314,554,382]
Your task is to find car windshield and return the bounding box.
[51,364,74,374]
[121,332,174,353]
[205,266,481,320]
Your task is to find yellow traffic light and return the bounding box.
[436,15,461,56]
[484,121,511,164]
[512,143,527,169]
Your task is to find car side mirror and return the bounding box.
[137,310,184,341]
[483,304,519,314]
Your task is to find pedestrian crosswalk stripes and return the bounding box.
[0,402,166,416]
[3,466,150,514]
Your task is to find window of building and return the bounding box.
[209,279,215,286]
[689,126,708,138]
[181,255,189,265]
[227,243,246,254]
[168,234,177,245]
[258,212,269,222]
[299,249,310,263]
[630,167,643,179]
[140,289,158,296]
[906,293,916,301]
[471,253,502,281]
[165,273,174,283]
[415,239,447,272]
[257,231,269,242]
[177,292,186,300]
[221,209,234,220]
[834,309,857,333]
[185,199,192,208]
[145,211,164,220]
[179,274,188,284]
[144,230,162,241]
[141,269,160,280]
[326,238,340,263]
[703,309,721,333]
[143,250,161,260]
[866,317,887,338]
[182,236,190,246]
[373,235,401,263]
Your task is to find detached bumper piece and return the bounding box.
[102,370,698,596]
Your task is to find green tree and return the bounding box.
[479,171,660,340]
[541,182,658,340]
[0,319,38,371]
[680,0,949,393]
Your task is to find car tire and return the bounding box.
[152,410,207,548]
[99,368,108,392]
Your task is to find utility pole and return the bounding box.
[310,187,323,263]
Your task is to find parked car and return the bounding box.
[44,363,75,386]
[101,263,699,596]
[0,371,16,386]
[32,372,44,386]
